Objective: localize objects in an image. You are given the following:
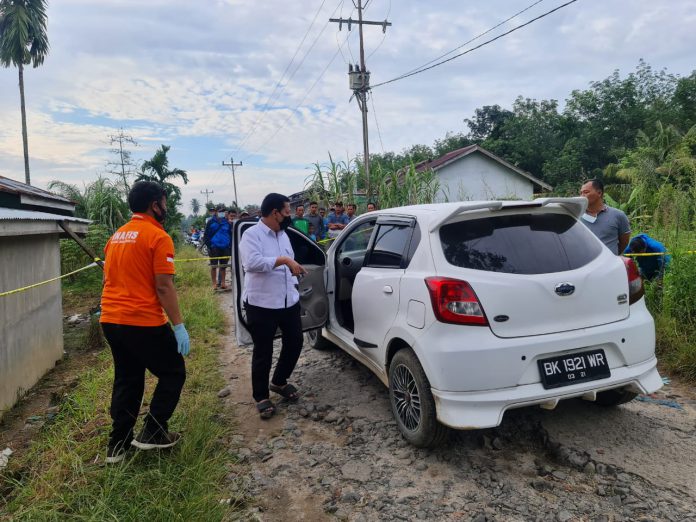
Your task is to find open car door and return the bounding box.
[232,219,328,346]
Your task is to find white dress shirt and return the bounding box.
[239,220,299,309]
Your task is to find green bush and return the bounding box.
[662,253,696,325]
[60,224,111,274]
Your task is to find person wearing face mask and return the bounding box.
[100,181,189,464]
[239,193,308,419]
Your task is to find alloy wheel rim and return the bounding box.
[392,364,421,431]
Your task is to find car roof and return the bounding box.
[370,197,587,233]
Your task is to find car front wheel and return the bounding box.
[306,328,334,350]
[388,348,448,448]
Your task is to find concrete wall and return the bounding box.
[435,152,534,202]
[0,234,63,417]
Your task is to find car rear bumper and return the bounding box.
[431,356,662,429]
[413,300,656,392]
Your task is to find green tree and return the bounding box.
[674,72,696,130]
[480,97,566,178]
[0,0,49,185]
[190,197,200,216]
[433,131,472,157]
[48,176,129,233]
[136,144,188,231]
[464,104,513,142]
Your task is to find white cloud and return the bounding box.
[0,0,694,215]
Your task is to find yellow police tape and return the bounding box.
[2,248,694,298]
[0,262,99,298]
[0,256,234,297]
[625,251,696,257]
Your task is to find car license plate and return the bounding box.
[538,349,610,389]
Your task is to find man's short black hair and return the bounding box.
[261,193,290,217]
[587,178,604,193]
[296,204,304,210]
[309,201,318,206]
[629,236,647,252]
[128,181,166,213]
[334,201,343,206]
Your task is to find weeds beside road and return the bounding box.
[0,248,245,520]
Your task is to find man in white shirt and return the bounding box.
[239,193,307,419]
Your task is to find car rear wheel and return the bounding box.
[388,348,449,448]
[595,389,638,406]
[306,328,334,350]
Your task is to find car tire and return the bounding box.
[306,328,334,350]
[388,348,449,448]
[594,389,638,407]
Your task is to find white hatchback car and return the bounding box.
[232,198,663,447]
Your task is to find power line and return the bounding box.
[372,0,579,89]
[398,0,545,79]
[204,0,343,192]
[231,0,342,158]
[370,92,385,153]
[366,0,391,60]
[241,38,349,163]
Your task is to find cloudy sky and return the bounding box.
[1,0,694,212]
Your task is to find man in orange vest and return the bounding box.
[100,181,190,463]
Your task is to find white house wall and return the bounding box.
[0,234,64,417]
[434,152,534,202]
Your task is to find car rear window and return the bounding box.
[439,212,603,274]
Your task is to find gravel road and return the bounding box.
[217,293,696,522]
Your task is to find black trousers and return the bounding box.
[245,302,303,402]
[101,323,186,445]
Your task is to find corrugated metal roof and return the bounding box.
[0,208,91,223]
[0,176,73,203]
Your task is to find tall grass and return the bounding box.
[0,247,246,520]
[305,153,440,210]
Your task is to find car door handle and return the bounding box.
[383,285,393,294]
[300,287,313,298]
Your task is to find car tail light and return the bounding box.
[425,277,488,326]
[621,256,644,305]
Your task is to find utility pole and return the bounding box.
[222,158,243,209]
[200,188,214,204]
[330,1,391,200]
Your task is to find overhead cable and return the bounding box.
[372,0,579,89]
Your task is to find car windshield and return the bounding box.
[439,212,603,274]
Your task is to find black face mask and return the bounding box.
[154,203,167,224]
[279,215,292,230]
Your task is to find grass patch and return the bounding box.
[0,247,247,520]
[655,314,696,382]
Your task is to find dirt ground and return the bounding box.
[217,291,696,522]
[3,291,695,521]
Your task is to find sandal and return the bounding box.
[269,383,300,403]
[256,399,276,419]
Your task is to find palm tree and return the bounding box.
[0,0,49,185]
[190,197,200,216]
[137,145,188,198]
[137,145,188,231]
